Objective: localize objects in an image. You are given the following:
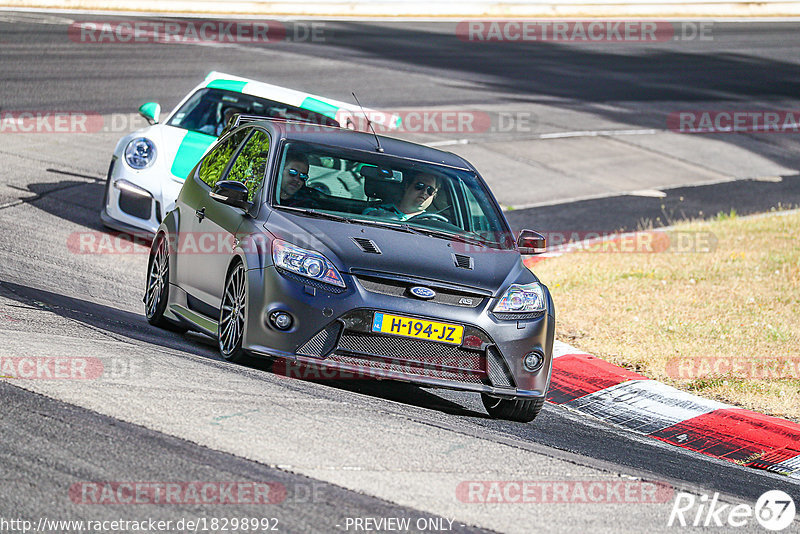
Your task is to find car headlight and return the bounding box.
[493,283,545,314]
[272,240,345,288]
[124,137,157,169]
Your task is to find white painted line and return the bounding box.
[537,128,658,139]
[628,189,667,198]
[7,7,800,22]
[566,379,731,435]
[425,127,659,148]
[426,139,469,147]
[770,456,800,479]
[552,340,590,359]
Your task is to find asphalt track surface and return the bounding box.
[1,13,800,534]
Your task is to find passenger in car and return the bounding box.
[363,172,440,220]
[278,150,313,207]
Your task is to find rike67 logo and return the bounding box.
[668,490,795,531]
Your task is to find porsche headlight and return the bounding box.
[124,137,157,169]
[493,283,545,314]
[272,240,345,288]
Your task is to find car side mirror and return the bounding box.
[210,180,253,210]
[138,102,161,125]
[517,229,547,255]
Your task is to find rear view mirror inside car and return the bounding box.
[359,164,402,182]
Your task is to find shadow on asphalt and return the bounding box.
[23,178,108,232]
[505,173,800,232]
[0,280,483,418]
[291,21,800,171]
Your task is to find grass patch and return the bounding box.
[535,209,800,422]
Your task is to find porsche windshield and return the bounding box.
[168,88,339,137]
[274,141,515,249]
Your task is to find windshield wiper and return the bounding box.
[277,206,352,223]
[407,226,492,247]
[348,218,423,235]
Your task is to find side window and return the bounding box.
[197,129,249,188]
[225,130,271,202]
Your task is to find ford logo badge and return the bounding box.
[409,286,436,300]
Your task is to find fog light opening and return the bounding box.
[269,311,293,331]
[523,351,544,372]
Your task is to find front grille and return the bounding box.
[312,310,499,387]
[118,189,151,220]
[337,332,484,372]
[356,275,485,308]
[328,353,485,384]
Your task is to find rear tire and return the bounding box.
[481,393,545,423]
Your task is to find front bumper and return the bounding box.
[244,266,554,399]
[101,158,184,235]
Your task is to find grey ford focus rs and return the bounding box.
[145,117,555,422]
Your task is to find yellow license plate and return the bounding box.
[371,312,464,345]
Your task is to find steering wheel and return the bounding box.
[409,212,449,223]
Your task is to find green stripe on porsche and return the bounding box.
[207,79,248,92]
[170,131,216,180]
[300,96,339,119]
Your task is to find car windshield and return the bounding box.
[273,141,515,250]
[168,88,339,137]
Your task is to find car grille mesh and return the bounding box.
[351,237,381,254]
[296,322,342,358]
[453,254,474,270]
[355,275,484,308]
[337,332,485,372]
[486,346,516,389]
[118,189,151,220]
[328,353,485,384]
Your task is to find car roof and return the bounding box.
[201,71,400,130]
[255,120,472,170]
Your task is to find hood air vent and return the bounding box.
[453,253,474,270]
[352,237,382,254]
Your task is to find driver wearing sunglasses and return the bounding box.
[278,150,311,206]
[363,172,441,221]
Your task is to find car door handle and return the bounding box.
[195,207,205,222]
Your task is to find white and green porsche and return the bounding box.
[101,71,396,234]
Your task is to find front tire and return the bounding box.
[145,234,185,332]
[219,261,248,363]
[481,393,545,423]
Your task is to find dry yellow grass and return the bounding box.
[534,209,800,422]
